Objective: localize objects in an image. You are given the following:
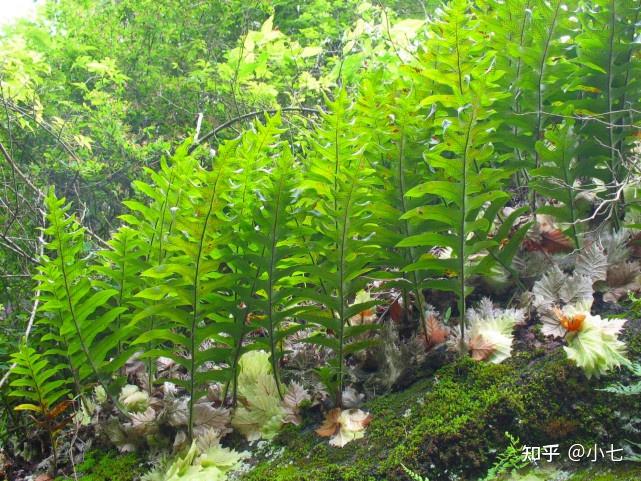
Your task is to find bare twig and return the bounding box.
[0,140,111,249]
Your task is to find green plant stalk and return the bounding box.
[534,0,562,169]
[115,232,129,356]
[266,173,287,398]
[187,169,222,440]
[396,131,427,337]
[457,114,474,354]
[605,0,621,230]
[146,169,179,393]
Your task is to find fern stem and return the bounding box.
[396,129,427,336]
[21,348,58,475]
[115,232,128,356]
[144,168,177,394]
[267,173,287,399]
[187,170,222,440]
[458,112,475,355]
[534,0,562,169]
[606,0,621,230]
[335,158,363,407]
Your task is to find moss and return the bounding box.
[240,325,641,481]
[55,450,144,481]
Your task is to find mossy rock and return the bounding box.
[503,464,641,481]
[566,464,641,481]
[239,328,641,481]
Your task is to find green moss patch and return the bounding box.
[55,450,143,481]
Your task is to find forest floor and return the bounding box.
[50,315,641,481]
[232,316,641,481]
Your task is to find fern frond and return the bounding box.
[240,145,304,396]
[9,343,72,474]
[600,362,641,395]
[36,189,130,393]
[133,142,237,440]
[400,0,511,349]
[355,74,433,336]
[9,344,70,412]
[95,226,145,361]
[530,118,582,247]
[301,90,383,406]
[401,464,429,481]
[123,145,199,390]
[224,114,297,401]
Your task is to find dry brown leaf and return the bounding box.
[607,262,640,287]
[315,408,341,437]
[425,314,450,346]
[390,299,403,323]
[524,227,573,254]
[47,399,74,419]
[469,334,495,361]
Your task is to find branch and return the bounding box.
[0,98,82,164]
[0,141,41,196]
[0,140,110,249]
[188,106,321,154]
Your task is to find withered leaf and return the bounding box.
[315,408,341,437]
[469,334,495,361]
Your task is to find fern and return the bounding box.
[224,114,298,401]
[236,146,304,397]
[9,344,72,473]
[514,0,571,169]
[121,147,198,390]
[95,226,144,361]
[399,0,512,351]
[355,75,433,338]
[480,432,530,481]
[401,464,429,481]
[485,0,574,220]
[600,362,641,395]
[9,344,70,416]
[300,90,383,406]
[36,189,130,395]
[571,0,641,226]
[133,144,235,440]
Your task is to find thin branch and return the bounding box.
[0,141,41,195]
[0,98,82,164]
[0,140,111,249]
[188,106,321,154]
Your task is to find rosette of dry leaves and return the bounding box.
[450,298,525,364]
